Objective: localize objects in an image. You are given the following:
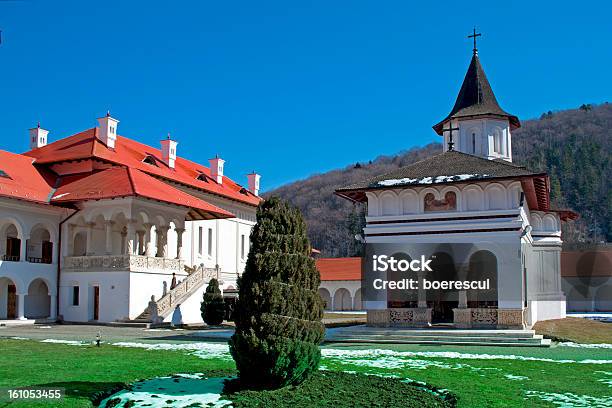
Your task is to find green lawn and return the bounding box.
[0,339,233,408]
[321,343,612,407]
[1,338,611,407]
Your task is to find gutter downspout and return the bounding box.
[56,208,79,322]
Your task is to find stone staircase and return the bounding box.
[116,265,218,327]
[325,326,551,347]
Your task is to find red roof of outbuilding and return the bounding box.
[51,167,234,220]
[25,128,260,207]
[0,150,55,204]
[316,257,362,281]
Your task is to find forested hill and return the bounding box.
[266,103,612,257]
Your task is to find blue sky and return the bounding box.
[0,1,610,191]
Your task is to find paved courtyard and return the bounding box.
[0,323,234,344]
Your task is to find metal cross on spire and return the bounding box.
[442,121,459,151]
[468,27,481,55]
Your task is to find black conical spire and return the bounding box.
[433,50,520,135]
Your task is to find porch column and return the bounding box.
[417,270,427,308]
[175,227,185,260]
[85,222,95,255]
[120,228,127,255]
[20,235,29,262]
[126,220,137,255]
[104,220,115,255]
[458,264,469,309]
[136,230,145,255]
[17,293,26,320]
[49,294,57,319]
[143,223,155,257]
[156,225,170,258]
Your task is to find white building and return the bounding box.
[316,257,363,311]
[336,47,578,329]
[0,115,261,324]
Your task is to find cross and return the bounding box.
[468,27,481,54]
[442,122,459,151]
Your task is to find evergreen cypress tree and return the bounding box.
[229,197,324,389]
[201,278,225,326]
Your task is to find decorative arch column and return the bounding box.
[174,226,185,260]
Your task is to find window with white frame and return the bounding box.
[72,286,80,306]
[240,234,246,259]
[207,228,213,256]
[198,226,203,255]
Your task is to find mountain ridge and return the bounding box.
[266,103,612,257]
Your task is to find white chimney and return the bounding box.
[29,123,49,149]
[209,155,224,184]
[161,133,178,169]
[96,111,119,149]
[247,172,260,196]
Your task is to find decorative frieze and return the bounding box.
[497,309,525,329]
[388,308,432,327]
[63,254,184,273]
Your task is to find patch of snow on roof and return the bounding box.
[377,174,490,187]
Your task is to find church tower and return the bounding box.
[432,33,520,162]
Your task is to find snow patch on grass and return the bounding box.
[321,347,612,364]
[99,374,232,408]
[111,341,232,360]
[41,339,88,346]
[504,374,529,381]
[595,371,612,387]
[559,342,612,349]
[525,390,612,407]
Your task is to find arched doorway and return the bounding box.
[387,252,418,308]
[25,279,50,319]
[0,277,17,319]
[467,250,498,308]
[333,288,352,311]
[353,288,363,310]
[318,288,332,311]
[428,252,458,323]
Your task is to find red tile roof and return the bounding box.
[24,128,261,207]
[0,150,55,204]
[316,257,362,281]
[51,167,234,220]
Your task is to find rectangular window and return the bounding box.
[240,234,245,259]
[207,228,213,256]
[72,286,80,306]
[198,227,203,255]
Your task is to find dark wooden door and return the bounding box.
[93,287,100,321]
[7,284,16,319]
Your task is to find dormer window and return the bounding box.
[196,173,209,182]
[142,155,158,166]
[0,169,11,179]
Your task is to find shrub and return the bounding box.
[229,197,324,389]
[201,278,225,326]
